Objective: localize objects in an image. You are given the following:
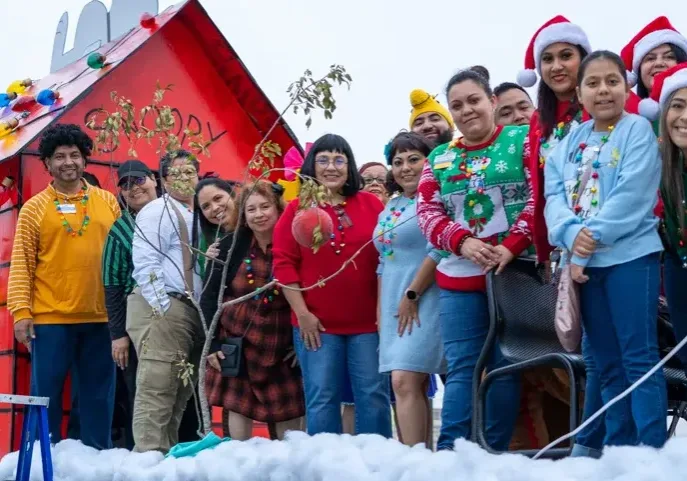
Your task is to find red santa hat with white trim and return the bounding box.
[516,15,592,88]
[621,16,687,89]
[638,62,687,121]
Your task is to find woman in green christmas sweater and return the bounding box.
[416,68,534,451]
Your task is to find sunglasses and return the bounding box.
[119,176,147,190]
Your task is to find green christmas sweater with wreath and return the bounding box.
[416,124,534,291]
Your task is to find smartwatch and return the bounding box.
[405,289,419,301]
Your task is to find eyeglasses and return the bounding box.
[168,166,198,179]
[315,156,348,169]
[119,177,147,190]
[363,177,385,185]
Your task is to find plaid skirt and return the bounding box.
[205,302,305,423]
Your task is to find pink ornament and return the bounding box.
[283,142,313,180]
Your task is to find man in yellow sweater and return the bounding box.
[7,123,121,449]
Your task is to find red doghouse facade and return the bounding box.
[0,0,301,455]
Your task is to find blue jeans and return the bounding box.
[580,253,667,448]
[437,290,520,451]
[662,253,687,377]
[30,323,115,449]
[293,328,391,437]
[572,333,609,458]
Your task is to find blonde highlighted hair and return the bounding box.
[228,180,286,231]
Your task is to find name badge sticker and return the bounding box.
[57,204,77,214]
[434,151,456,170]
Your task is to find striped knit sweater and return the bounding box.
[7,180,120,324]
[417,124,534,291]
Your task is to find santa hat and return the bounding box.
[517,15,592,88]
[621,17,687,88]
[638,62,687,121]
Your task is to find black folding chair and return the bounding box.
[472,257,687,458]
[471,257,583,458]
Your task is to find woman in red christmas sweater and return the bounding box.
[273,133,391,437]
[515,15,607,458]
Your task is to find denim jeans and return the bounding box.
[437,289,520,451]
[662,253,687,377]
[580,253,667,448]
[31,323,115,449]
[293,328,391,437]
[571,333,610,458]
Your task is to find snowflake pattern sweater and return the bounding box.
[417,124,534,291]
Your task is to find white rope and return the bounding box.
[532,334,687,459]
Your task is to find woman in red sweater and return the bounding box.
[273,133,391,437]
[516,16,607,458]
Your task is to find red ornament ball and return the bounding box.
[292,207,334,249]
[140,13,157,29]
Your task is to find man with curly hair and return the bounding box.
[7,123,121,449]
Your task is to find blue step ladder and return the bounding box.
[0,394,53,481]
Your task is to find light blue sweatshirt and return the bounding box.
[544,113,663,268]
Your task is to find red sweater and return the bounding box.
[272,191,384,335]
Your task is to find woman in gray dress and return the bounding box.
[374,132,446,447]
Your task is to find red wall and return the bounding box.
[50,20,294,190]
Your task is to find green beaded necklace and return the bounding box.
[54,185,90,237]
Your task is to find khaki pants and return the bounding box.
[126,289,204,453]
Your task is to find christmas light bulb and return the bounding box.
[87,52,106,69]
[6,79,32,95]
[0,92,17,108]
[37,89,60,106]
[140,12,157,29]
[0,118,19,138]
[11,95,37,112]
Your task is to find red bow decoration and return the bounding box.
[284,142,313,181]
[447,173,469,183]
[469,217,487,233]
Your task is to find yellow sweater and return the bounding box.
[7,181,121,324]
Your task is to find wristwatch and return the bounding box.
[405,289,419,301]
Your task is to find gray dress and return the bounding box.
[373,195,446,374]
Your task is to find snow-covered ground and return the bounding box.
[2,381,685,481]
[2,432,687,481]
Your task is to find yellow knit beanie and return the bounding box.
[408,89,455,129]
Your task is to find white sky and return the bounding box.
[1,0,685,164]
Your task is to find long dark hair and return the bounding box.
[660,89,686,242]
[537,45,588,138]
[299,134,362,197]
[637,45,687,99]
[384,131,433,195]
[192,177,238,245]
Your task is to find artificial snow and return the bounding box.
[1,432,685,481]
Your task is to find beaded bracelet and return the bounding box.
[456,235,474,256]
